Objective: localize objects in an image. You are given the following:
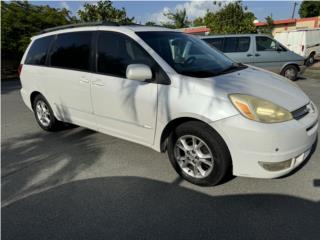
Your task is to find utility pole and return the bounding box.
[291,1,297,19]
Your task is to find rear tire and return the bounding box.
[281,65,298,81]
[306,54,315,66]
[167,121,232,186]
[32,95,62,131]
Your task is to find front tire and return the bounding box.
[281,65,298,81]
[167,121,231,186]
[33,95,62,131]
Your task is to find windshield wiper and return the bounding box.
[216,63,247,76]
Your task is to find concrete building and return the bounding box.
[180,16,320,36]
[255,16,320,36]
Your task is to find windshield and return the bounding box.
[136,31,243,78]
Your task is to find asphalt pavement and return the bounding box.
[1,71,320,240]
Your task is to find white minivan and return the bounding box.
[20,23,318,186]
[274,29,320,65]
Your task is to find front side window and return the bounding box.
[97,31,154,78]
[25,36,54,66]
[137,31,238,78]
[50,32,92,71]
[256,36,279,51]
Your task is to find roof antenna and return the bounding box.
[291,1,297,19]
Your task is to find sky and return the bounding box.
[30,0,303,24]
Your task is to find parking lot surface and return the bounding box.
[2,71,320,239]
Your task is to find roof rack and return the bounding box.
[38,21,142,34]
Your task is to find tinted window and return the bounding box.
[223,37,250,53]
[137,31,236,78]
[203,38,224,51]
[25,36,53,65]
[97,32,154,78]
[224,38,238,53]
[256,36,277,51]
[50,32,92,71]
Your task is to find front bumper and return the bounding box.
[211,104,318,178]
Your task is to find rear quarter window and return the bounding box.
[25,36,54,66]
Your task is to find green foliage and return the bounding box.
[204,1,256,34]
[193,17,205,27]
[1,1,75,55]
[145,21,157,26]
[162,8,190,28]
[299,1,320,18]
[77,1,134,23]
[259,15,274,35]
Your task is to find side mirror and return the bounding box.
[126,64,152,82]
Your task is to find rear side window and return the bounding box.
[97,31,154,78]
[25,36,53,65]
[50,32,92,71]
[203,38,224,51]
[224,37,250,53]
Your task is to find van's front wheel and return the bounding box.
[282,65,298,80]
[167,121,231,186]
[33,95,62,131]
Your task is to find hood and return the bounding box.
[179,67,309,112]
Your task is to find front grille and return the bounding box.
[292,104,309,120]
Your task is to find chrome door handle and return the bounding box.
[247,54,253,57]
[92,79,105,87]
[255,53,260,57]
[80,77,90,84]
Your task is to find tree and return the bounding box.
[1,1,74,55]
[77,1,134,23]
[193,17,205,27]
[259,15,274,35]
[299,1,320,18]
[145,21,157,26]
[162,8,190,28]
[204,1,256,34]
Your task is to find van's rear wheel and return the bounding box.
[282,65,298,81]
[306,54,315,66]
[167,121,231,186]
[33,95,62,131]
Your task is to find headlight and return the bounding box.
[229,94,293,123]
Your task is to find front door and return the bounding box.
[253,36,288,73]
[90,31,159,145]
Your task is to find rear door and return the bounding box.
[90,31,160,145]
[46,31,95,127]
[222,36,253,64]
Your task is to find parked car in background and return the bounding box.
[274,29,320,66]
[20,23,318,186]
[201,34,305,80]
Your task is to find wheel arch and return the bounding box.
[30,91,42,109]
[159,116,227,153]
[280,63,300,74]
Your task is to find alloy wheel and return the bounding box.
[174,135,215,179]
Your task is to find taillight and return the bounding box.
[18,64,23,76]
[301,45,304,52]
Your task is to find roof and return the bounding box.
[180,26,210,34]
[255,16,320,27]
[200,33,267,39]
[33,22,175,39]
